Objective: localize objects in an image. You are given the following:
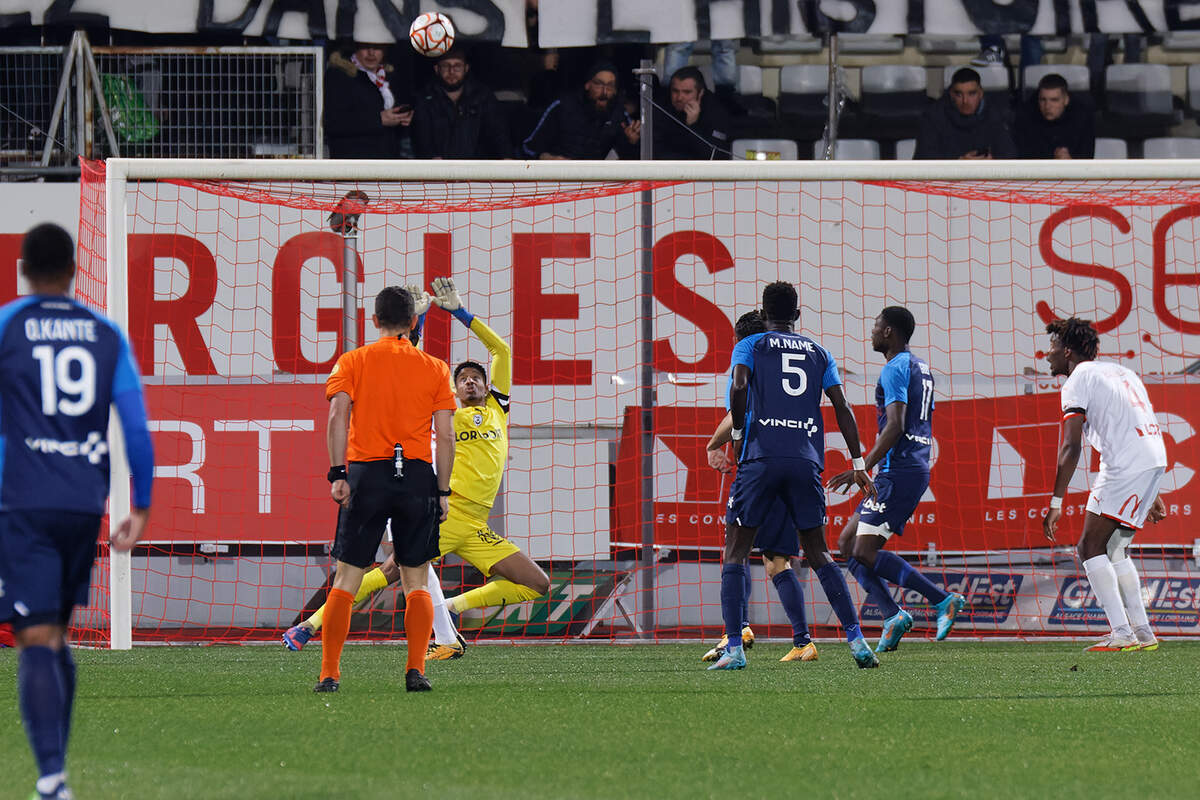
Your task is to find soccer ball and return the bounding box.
[409,12,455,58]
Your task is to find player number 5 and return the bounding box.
[781,353,808,396]
[33,344,96,416]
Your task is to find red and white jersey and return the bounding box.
[1060,361,1167,477]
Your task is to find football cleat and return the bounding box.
[780,642,818,662]
[849,637,880,669]
[1084,632,1139,652]
[1133,626,1159,651]
[282,624,314,651]
[741,625,755,650]
[934,593,966,641]
[876,608,914,653]
[30,782,74,800]
[313,677,339,693]
[427,638,466,661]
[707,644,747,670]
[406,669,432,692]
[701,634,730,662]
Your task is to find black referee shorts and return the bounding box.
[331,459,440,569]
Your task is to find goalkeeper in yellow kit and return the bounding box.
[283,278,549,659]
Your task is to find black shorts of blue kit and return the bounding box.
[331,459,440,568]
[0,510,102,629]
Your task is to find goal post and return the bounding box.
[83,157,1200,648]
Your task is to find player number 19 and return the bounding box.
[780,353,808,396]
[33,344,96,416]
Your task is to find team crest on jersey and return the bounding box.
[473,412,483,426]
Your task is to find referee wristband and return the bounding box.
[437,488,452,497]
[1049,496,1063,510]
[327,465,347,483]
[852,457,866,471]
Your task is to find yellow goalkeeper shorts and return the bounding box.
[438,500,519,576]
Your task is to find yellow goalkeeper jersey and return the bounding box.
[449,316,511,516]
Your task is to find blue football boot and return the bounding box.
[935,593,966,641]
[849,636,880,668]
[282,624,314,651]
[876,608,913,653]
[707,643,747,670]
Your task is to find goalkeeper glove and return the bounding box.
[406,285,432,316]
[431,276,463,311]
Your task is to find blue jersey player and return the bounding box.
[712,281,878,671]
[829,306,965,654]
[704,311,817,664]
[0,223,154,800]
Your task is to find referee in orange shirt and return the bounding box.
[316,286,457,693]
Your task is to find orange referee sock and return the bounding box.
[319,587,355,681]
[404,590,434,674]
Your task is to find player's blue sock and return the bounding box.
[771,570,811,646]
[873,551,948,604]
[721,563,749,643]
[18,646,67,779]
[740,564,752,629]
[847,557,902,618]
[815,562,862,642]
[58,646,76,744]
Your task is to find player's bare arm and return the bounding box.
[433,408,455,520]
[828,401,905,493]
[1043,413,1084,541]
[706,412,734,472]
[327,391,352,505]
[728,364,750,439]
[825,384,876,499]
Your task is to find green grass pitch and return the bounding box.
[3,641,1199,799]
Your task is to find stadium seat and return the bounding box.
[1162,31,1200,51]
[912,36,979,54]
[1142,137,1200,159]
[813,139,880,160]
[1022,64,1092,105]
[733,65,776,120]
[755,36,823,55]
[894,138,916,160]
[1093,137,1128,159]
[1189,64,1200,119]
[778,65,839,141]
[1102,64,1181,139]
[836,34,904,54]
[731,138,799,160]
[853,65,929,141]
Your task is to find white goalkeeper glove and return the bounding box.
[431,276,463,311]
[406,284,432,316]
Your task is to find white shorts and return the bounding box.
[1086,467,1165,530]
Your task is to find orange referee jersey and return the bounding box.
[325,335,456,463]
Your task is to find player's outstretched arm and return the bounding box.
[827,401,904,493]
[824,385,876,499]
[706,412,735,472]
[405,285,432,346]
[432,277,512,395]
[1043,414,1084,541]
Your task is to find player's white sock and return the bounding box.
[1111,557,1151,631]
[1083,554,1132,636]
[427,563,459,646]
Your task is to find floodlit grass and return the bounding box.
[2,641,1199,799]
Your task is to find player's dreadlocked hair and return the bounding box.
[734,310,766,341]
[879,305,916,343]
[761,281,798,323]
[1046,317,1099,361]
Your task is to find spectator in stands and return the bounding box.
[411,47,512,159]
[915,67,1016,160]
[324,41,413,159]
[522,62,641,159]
[1014,73,1095,159]
[653,67,730,159]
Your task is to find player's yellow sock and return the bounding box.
[451,579,543,612]
[304,567,390,632]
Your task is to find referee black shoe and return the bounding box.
[313,677,339,693]
[406,669,432,692]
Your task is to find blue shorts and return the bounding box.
[727,458,826,532]
[752,500,800,557]
[0,510,102,629]
[856,471,929,538]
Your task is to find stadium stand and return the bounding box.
[730,137,798,160]
[1093,137,1129,159]
[1142,136,1200,159]
[813,138,880,160]
[1102,63,1182,140]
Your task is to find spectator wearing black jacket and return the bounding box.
[522,61,641,160]
[411,47,512,159]
[1014,74,1095,159]
[915,67,1016,160]
[653,67,730,160]
[324,42,414,159]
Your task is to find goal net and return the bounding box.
[75,158,1200,647]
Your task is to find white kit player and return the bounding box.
[1042,317,1167,652]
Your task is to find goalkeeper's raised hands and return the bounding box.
[431,276,463,311]
[406,284,433,316]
